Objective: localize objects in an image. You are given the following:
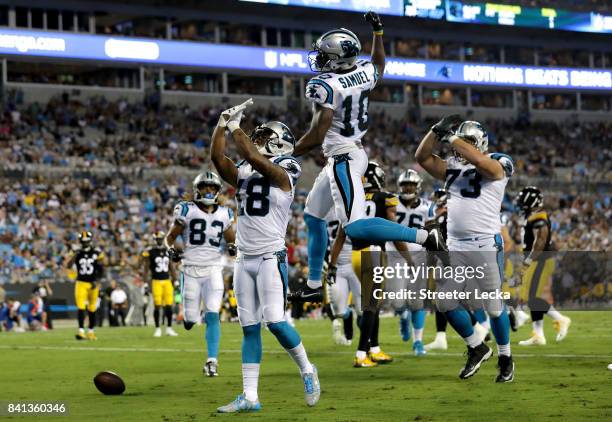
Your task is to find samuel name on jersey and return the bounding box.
[305,59,379,157]
[173,201,234,266]
[445,153,514,239]
[235,155,301,255]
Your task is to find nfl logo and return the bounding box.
[264,51,278,69]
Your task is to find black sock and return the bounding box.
[435,311,448,333]
[531,310,545,322]
[529,298,552,313]
[88,311,96,330]
[154,307,161,328]
[164,306,173,327]
[343,311,354,341]
[77,309,85,329]
[469,310,477,326]
[358,311,376,352]
[370,311,380,348]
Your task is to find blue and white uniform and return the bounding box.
[437,153,514,315]
[304,59,379,225]
[173,202,233,323]
[233,156,301,326]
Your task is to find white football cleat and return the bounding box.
[515,310,530,328]
[332,319,350,345]
[554,317,571,342]
[518,332,546,346]
[424,333,448,351]
[153,328,162,337]
[165,327,178,337]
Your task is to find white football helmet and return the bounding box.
[455,121,488,153]
[250,121,295,157]
[193,171,222,206]
[308,28,361,72]
[397,169,422,201]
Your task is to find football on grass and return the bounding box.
[93,371,126,395]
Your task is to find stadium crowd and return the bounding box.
[0,96,609,287]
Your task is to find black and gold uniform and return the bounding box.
[143,231,175,332]
[142,247,173,307]
[69,231,104,340]
[520,210,555,306]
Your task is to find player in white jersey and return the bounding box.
[325,208,361,346]
[211,100,320,413]
[385,169,434,356]
[165,171,236,377]
[416,116,515,383]
[289,12,445,303]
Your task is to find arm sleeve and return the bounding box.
[305,78,335,109]
[490,153,514,177]
[173,202,189,225]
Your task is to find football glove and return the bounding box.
[364,11,384,32]
[326,264,337,285]
[227,243,237,257]
[431,114,463,142]
[219,98,254,128]
[168,247,182,262]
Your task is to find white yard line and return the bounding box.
[0,344,609,359]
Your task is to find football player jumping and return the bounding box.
[211,100,320,412]
[165,171,236,376]
[289,11,446,303]
[416,116,515,383]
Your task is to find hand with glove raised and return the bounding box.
[364,11,384,33]
[218,98,254,131]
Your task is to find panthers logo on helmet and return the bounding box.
[340,40,360,58]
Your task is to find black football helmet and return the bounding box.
[79,231,93,249]
[363,162,385,191]
[153,231,165,247]
[515,186,543,214]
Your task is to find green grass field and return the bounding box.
[1,311,611,421]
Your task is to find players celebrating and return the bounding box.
[515,186,571,346]
[416,117,515,383]
[141,231,178,338]
[211,100,320,412]
[165,171,236,376]
[289,12,446,303]
[66,231,105,340]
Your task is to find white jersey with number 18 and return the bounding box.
[305,59,379,157]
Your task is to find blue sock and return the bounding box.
[204,312,220,359]
[304,213,328,282]
[473,308,487,324]
[241,323,262,364]
[411,309,426,330]
[345,218,418,243]
[490,309,511,346]
[267,321,301,349]
[445,309,475,338]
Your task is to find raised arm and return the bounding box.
[365,11,385,80]
[293,105,333,157]
[416,115,463,181]
[210,122,238,188]
[229,126,292,191]
[448,137,504,180]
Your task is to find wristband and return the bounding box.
[227,120,240,133]
[373,30,384,35]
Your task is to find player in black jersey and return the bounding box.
[65,231,105,340]
[516,186,571,346]
[142,231,178,337]
[328,162,412,367]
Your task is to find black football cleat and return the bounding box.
[459,343,492,379]
[423,227,450,265]
[287,285,323,303]
[495,355,514,383]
